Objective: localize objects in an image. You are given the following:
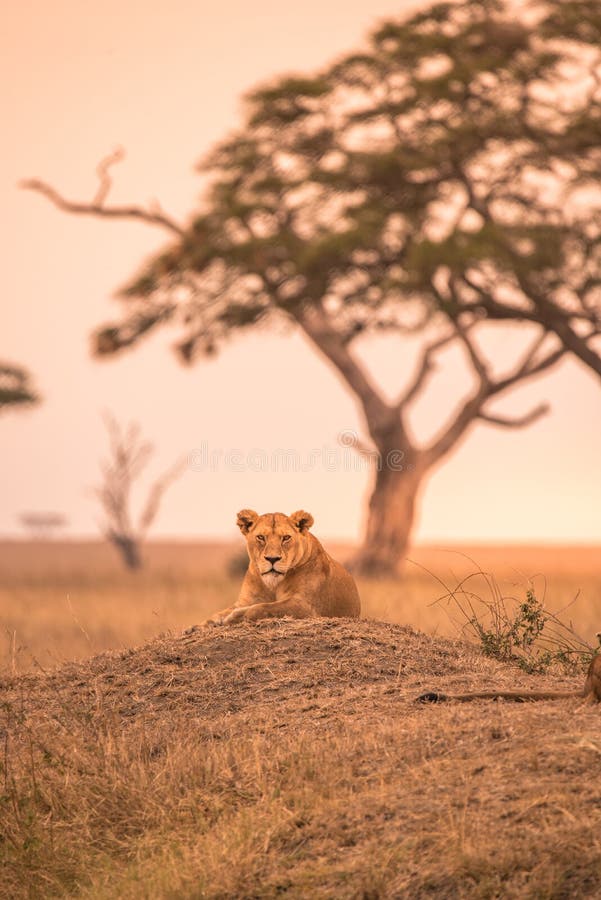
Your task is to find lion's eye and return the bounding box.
[257,535,266,543]
[282,535,291,543]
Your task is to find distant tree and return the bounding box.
[0,363,39,411]
[95,415,185,570]
[22,0,601,573]
[18,512,67,540]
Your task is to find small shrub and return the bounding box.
[423,561,593,675]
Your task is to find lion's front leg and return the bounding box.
[223,598,313,624]
[202,600,269,625]
[202,605,239,626]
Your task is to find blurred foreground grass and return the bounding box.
[1,539,599,674]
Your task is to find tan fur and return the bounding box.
[204,509,361,625]
[417,654,601,705]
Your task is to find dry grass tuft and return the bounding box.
[2,618,601,898]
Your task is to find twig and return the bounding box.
[20,148,185,238]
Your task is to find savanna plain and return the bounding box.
[2,540,601,898]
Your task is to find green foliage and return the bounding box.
[432,567,594,675]
[88,0,600,368]
[250,76,331,104]
[406,225,511,279]
[0,363,39,411]
[540,0,601,42]
[469,587,548,669]
[94,310,173,357]
[248,77,331,126]
[216,301,267,328]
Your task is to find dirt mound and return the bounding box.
[3,620,601,899]
[2,618,581,735]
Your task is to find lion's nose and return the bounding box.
[265,555,281,564]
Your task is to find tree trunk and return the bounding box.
[352,450,425,578]
[110,533,142,570]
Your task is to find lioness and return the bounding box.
[417,654,601,704]
[205,509,360,625]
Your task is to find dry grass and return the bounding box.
[2,540,601,896]
[1,540,600,675]
[2,619,601,899]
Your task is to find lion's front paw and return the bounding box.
[222,607,249,625]
[200,612,230,626]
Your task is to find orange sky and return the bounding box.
[2,0,600,544]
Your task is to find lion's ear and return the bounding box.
[237,509,259,534]
[290,510,314,533]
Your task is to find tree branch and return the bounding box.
[450,315,490,383]
[453,181,601,380]
[423,393,484,467]
[138,457,187,536]
[457,295,558,324]
[477,402,550,428]
[424,326,564,466]
[294,302,404,445]
[20,149,185,237]
[488,341,565,397]
[541,315,601,379]
[397,329,456,408]
[94,146,124,204]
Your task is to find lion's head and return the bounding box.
[236,509,315,588]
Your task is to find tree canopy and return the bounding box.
[63,0,600,378]
[0,363,39,412]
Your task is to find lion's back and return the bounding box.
[316,554,361,619]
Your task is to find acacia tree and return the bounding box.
[18,512,67,540]
[0,363,38,411]
[22,0,600,573]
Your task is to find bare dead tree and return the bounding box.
[95,414,185,569]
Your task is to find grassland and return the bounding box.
[1,541,601,898]
[1,540,600,674]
